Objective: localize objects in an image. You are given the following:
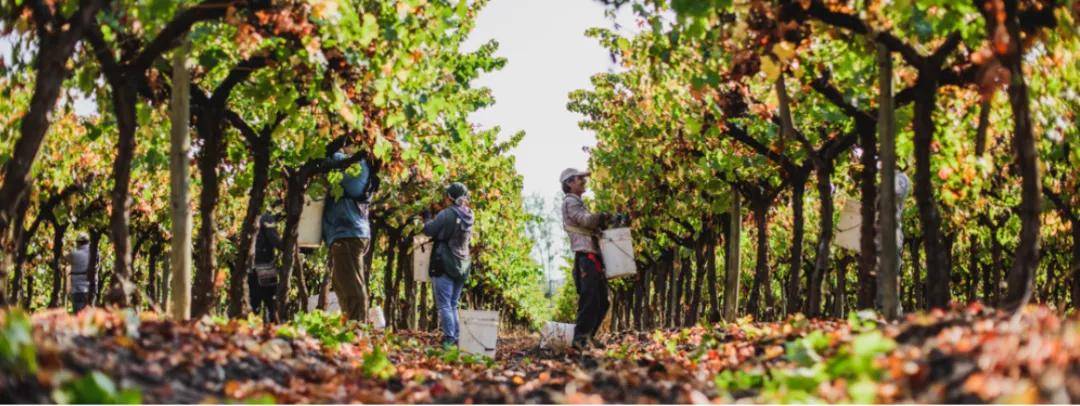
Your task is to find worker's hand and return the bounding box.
[599,212,614,228]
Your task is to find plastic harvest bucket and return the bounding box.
[599,227,637,279]
[307,291,341,313]
[540,321,574,349]
[834,199,861,251]
[298,196,325,248]
[412,235,433,283]
[459,310,499,358]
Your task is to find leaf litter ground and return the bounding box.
[3,303,1080,403]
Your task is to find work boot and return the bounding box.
[571,337,588,352]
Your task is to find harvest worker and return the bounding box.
[249,212,283,323]
[66,232,92,313]
[423,182,474,347]
[560,168,612,350]
[322,146,376,322]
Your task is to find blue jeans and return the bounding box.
[433,275,463,345]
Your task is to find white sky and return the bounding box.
[461,0,638,282]
[462,0,636,200]
[2,2,637,281]
[3,1,634,199]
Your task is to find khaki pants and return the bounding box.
[330,237,370,321]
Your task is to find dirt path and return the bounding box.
[3,304,1080,403]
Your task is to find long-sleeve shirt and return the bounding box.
[562,193,602,254]
[322,153,373,245]
[67,244,91,294]
[254,224,283,266]
[422,204,474,260]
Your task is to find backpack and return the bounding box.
[429,209,471,282]
[431,240,471,282]
[254,264,279,287]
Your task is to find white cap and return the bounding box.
[560,168,590,184]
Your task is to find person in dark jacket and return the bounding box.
[249,213,283,322]
[423,182,474,347]
[322,151,375,321]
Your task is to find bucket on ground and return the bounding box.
[540,321,574,349]
[834,199,861,251]
[459,309,499,358]
[600,227,637,279]
[307,291,341,313]
[412,235,433,282]
[368,306,385,330]
[298,196,325,248]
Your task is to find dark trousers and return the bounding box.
[572,252,609,343]
[71,292,89,313]
[248,274,278,323]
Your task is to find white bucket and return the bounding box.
[600,227,637,279]
[412,235,433,282]
[459,309,499,358]
[834,199,861,251]
[540,321,574,349]
[307,291,341,313]
[368,306,386,330]
[298,196,325,248]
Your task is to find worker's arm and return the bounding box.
[423,209,453,238]
[266,227,285,250]
[341,159,371,200]
[565,196,603,230]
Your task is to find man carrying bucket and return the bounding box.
[423,182,474,347]
[322,147,375,322]
[560,168,612,351]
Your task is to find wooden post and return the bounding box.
[168,38,193,321]
[876,42,900,320]
[723,188,741,321]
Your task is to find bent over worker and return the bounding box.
[560,168,612,350]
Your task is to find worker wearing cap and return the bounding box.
[67,232,92,313]
[423,182,475,347]
[560,168,611,350]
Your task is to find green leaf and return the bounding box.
[0,309,37,376]
[359,13,379,46]
[848,378,879,403]
[851,331,895,359]
[55,371,141,404]
[361,346,396,380]
[374,137,393,161]
[672,0,711,18]
[198,49,227,70]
